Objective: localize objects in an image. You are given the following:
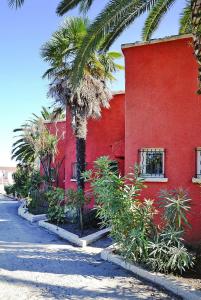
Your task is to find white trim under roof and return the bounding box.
[112,90,125,95]
[121,34,192,50]
[43,119,66,124]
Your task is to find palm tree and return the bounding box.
[12,107,63,185]
[41,17,122,191]
[56,0,201,94]
[41,17,122,231]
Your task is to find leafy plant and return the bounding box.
[4,184,15,196]
[147,228,194,274]
[66,188,91,233]
[27,189,49,215]
[46,188,67,224]
[84,156,194,274]
[147,188,194,274]
[83,156,157,262]
[159,188,191,230]
[11,165,31,198]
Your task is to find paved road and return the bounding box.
[0,195,177,300]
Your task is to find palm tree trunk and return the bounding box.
[76,137,86,233]
[191,0,201,94]
[76,137,86,190]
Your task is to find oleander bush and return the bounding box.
[46,187,67,224]
[84,156,194,274]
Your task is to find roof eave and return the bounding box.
[121,34,192,50]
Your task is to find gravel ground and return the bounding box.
[0,195,179,300]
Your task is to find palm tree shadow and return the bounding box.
[0,273,172,300]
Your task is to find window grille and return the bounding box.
[195,148,201,178]
[71,162,78,180]
[109,160,119,174]
[139,148,165,178]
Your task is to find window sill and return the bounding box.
[192,177,201,183]
[70,179,77,182]
[139,177,168,183]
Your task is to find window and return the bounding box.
[109,160,119,174]
[71,162,88,180]
[139,148,165,178]
[71,162,77,180]
[195,148,201,178]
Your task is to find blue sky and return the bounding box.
[0,0,186,166]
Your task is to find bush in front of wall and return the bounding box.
[65,188,91,232]
[146,188,194,274]
[83,156,157,263]
[27,189,49,215]
[84,156,194,274]
[46,188,67,224]
[147,228,193,274]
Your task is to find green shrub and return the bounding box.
[148,188,194,274]
[46,188,67,224]
[84,156,194,274]
[11,166,44,198]
[27,189,49,215]
[66,188,91,231]
[83,156,157,263]
[28,171,44,193]
[4,184,15,196]
[159,188,191,230]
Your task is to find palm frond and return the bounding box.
[179,1,192,34]
[8,0,24,8]
[79,0,94,13]
[57,0,95,15]
[142,0,176,41]
[71,0,158,88]
[57,0,82,15]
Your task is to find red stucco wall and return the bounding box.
[123,36,201,244]
[64,93,125,206]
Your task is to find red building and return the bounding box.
[122,34,201,244]
[46,92,125,195]
[46,34,201,243]
[64,92,125,206]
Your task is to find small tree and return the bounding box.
[12,109,64,188]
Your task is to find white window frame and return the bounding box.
[196,147,201,178]
[71,162,77,181]
[192,147,201,183]
[139,148,168,182]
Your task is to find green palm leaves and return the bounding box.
[58,0,158,88]
[12,125,35,165]
[179,2,192,34]
[57,0,95,15]
[8,0,24,8]
[41,17,123,139]
[142,0,176,41]
[12,107,61,166]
